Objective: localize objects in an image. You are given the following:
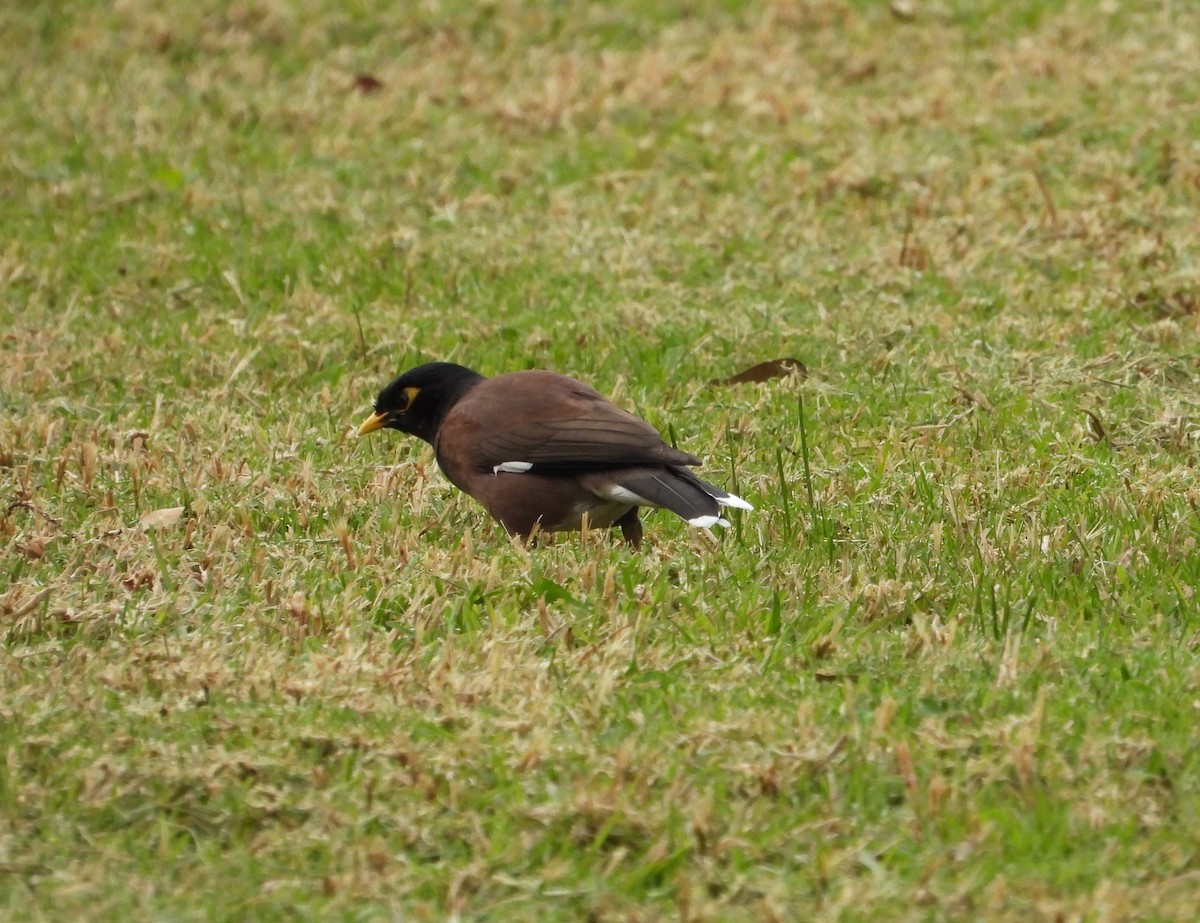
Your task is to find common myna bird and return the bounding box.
[357,362,752,547]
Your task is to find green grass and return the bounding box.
[3,0,1200,919]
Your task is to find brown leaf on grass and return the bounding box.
[711,358,807,386]
[17,536,47,559]
[899,221,931,271]
[840,56,879,84]
[139,506,185,530]
[4,588,51,619]
[894,740,918,794]
[1084,409,1107,442]
[1124,286,1200,320]
[121,569,156,591]
[953,384,994,413]
[352,74,384,94]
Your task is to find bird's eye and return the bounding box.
[400,386,421,411]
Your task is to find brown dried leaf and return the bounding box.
[895,740,918,794]
[17,537,47,559]
[711,358,807,386]
[352,74,384,94]
[1084,409,1107,442]
[122,569,156,591]
[840,56,879,84]
[3,588,51,619]
[953,384,994,413]
[140,506,185,530]
[899,223,931,271]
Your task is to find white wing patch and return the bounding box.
[687,514,732,529]
[596,484,653,506]
[493,461,533,475]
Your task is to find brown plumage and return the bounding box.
[357,362,752,547]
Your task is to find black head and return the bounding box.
[357,362,486,444]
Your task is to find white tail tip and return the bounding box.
[715,492,753,511]
[687,514,732,529]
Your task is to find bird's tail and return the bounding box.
[583,466,753,529]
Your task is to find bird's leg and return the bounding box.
[616,507,642,549]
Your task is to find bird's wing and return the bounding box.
[439,371,701,474]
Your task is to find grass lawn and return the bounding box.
[3,0,1200,919]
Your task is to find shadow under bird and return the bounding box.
[357,362,752,547]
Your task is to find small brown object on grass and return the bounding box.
[710,358,807,386]
[352,74,384,94]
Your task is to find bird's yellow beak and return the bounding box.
[357,410,388,436]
